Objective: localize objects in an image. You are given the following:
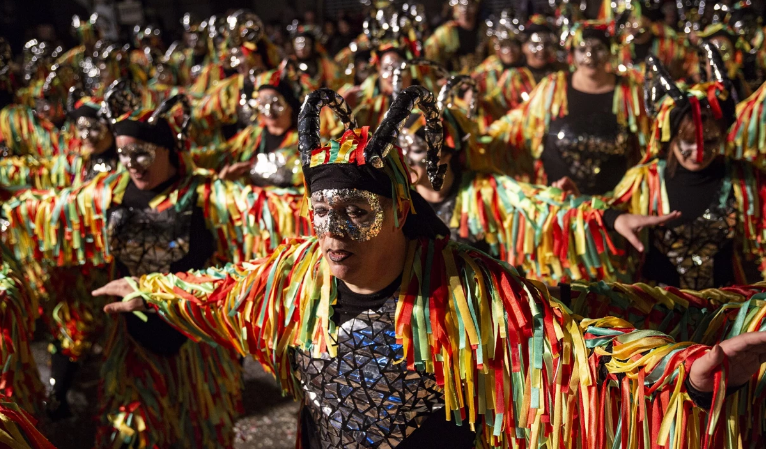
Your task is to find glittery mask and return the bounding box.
[311,189,384,242]
[294,36,308,52]
[76,116,108,143]
[574,38,609,68]
[527,32,553,56]
[677,132,722,161]
[494,40,518,56]
[380,54,403,80]
[256,92,287,119]
[398,131,428,167]
[709,38,733,62]
[117,142,158,170]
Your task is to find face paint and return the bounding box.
[398,131,428,167]
[256,91,286,119]
[117,142,158,171]
[294,36,308,51]
[311,189,384,242]
[76,116,108,146]
[574,38,609,69]
[379,52,403,80]
[526,32,553,57]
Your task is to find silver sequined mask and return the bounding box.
[311,189,384,242]
[117,142,158,171]
[398,131,428,167]
[256,92,287,119]
[574,38,610,68]
[76,116,108,144]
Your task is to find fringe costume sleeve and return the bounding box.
[1,171,129,267]
[0,397,57,449]
[195,178,311,264]
[453,172,622,284]
[727,80,766,171]
[191,74,242,134]
[0,256,45,416]
[0,153,89,191]
[128,236,761,448]
[0,105,66,158]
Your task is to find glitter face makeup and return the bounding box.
[379,52,403,81]
[398,131,428,167]
[311,189,384,242]
[76,116,108,144]
[526,32,553,57]
[574,38,610,69]
[117,142,158,171]
[256,91,286,119]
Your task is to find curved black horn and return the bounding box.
[297,88,358,165]
[392,58,449,101]
[367,85,446,190]
[643,54,686,117]
[149,94,192,151]
[437,75,478,119]
[103,78,141,124]
[701,40,730,89]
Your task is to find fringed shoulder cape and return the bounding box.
[1,170,310,268]
[450,171,619,285]
[486,71,649,183]
[127,235,758,448]
[472,56,537,126]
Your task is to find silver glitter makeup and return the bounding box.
[311,189,384,242]
[117,142,158,170]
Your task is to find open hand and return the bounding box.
[551,176,581,196]
[689,331,766,392]
[93,278,148,314]
[613,211,681,252]
[218,161,252,181]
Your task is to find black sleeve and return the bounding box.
[603,208,627,231]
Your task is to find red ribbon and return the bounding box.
[689,96,705,163]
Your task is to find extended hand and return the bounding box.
[93,278,147,314]
[613,211,681,252]
[218,161,252,181]
[689,331,766,392]
[551,176,580,196]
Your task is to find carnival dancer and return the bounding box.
[488,20,650,193]
[98,85,766,448]
[1,92,309,447]
[424,0,484,73]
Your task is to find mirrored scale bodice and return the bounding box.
[292,298,444,448]
[546,120,629,194]
[107,203,192,277]
[651,194,737,290]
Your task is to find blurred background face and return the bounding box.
[573,37,609,74]
[256,88,292,128]
[378,51,409,95]
[494,39,521,65]
[76,116,112,154]
[294,35,313,59]
[116,135,172,190]
[523,32,554,68]
[453,1,479,26]
[670,114,722,172]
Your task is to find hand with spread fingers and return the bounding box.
[93,278,148,314]
[613,211,682,252]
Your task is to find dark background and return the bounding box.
[0,0,592,55]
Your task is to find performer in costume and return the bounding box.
[487,20,650,192]
[98,85,766,448]
[193,68,305,188]
[1,91,309,446]
[598,47,766,289]
[696,22,753,102]
[473,13,563,129]
[424,0,484,73]
[287,22,341,90]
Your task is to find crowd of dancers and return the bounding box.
[2,0,766,448]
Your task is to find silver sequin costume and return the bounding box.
[293,297,444,448]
